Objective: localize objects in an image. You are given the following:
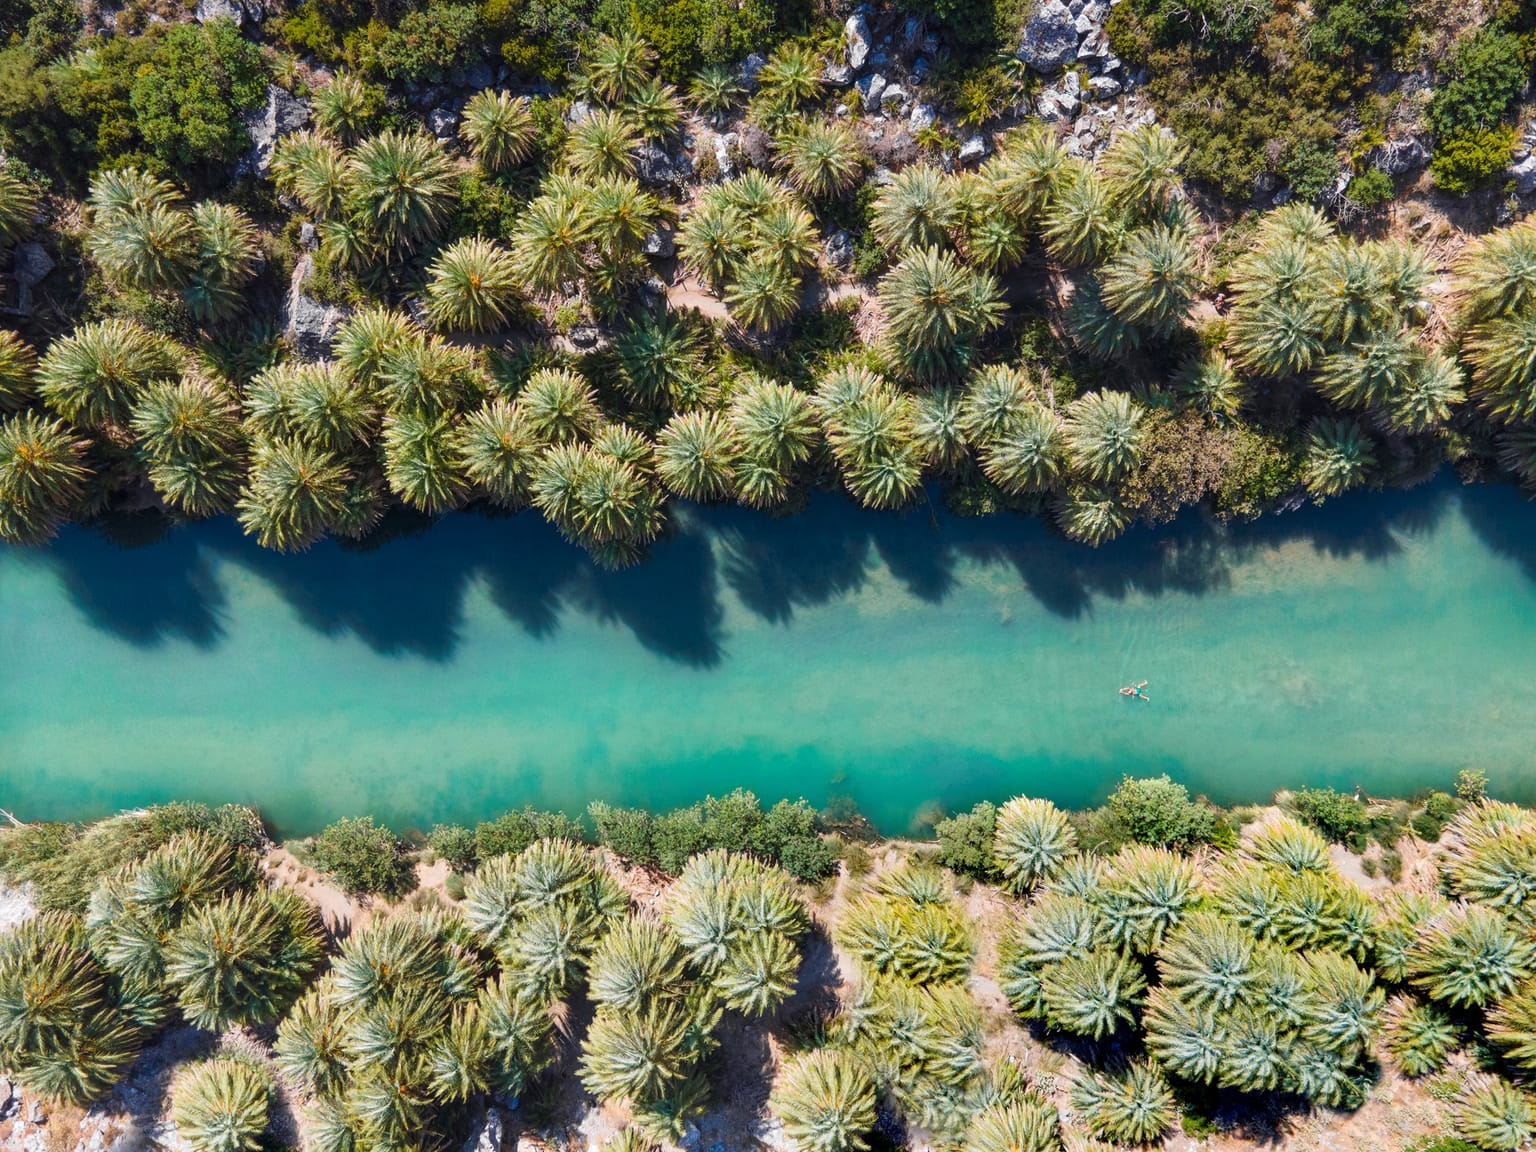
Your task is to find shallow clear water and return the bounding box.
[4,476,1536,836]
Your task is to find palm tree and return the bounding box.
[719,170,790,217]
[1455,1078,1535,1152]
[993,797,1075,892]
[656,411,739,501]
[0,329,36,412]
[520,368,600,444]
[725,252,801,332]
[676,198,750,292]
[236,436,349,551]
[461,90,537,172]
[424,237,521,333]
[1409,904,1536,1009]
[1488,988,1536,1072]
[1244,816,1330,873]
[777,121,866,201]
[1227,295,1325,378]
[1383,996,1458,1077]
[756,44,824,115]
[1070,1061,1175,1147]
[962,1096,1059,1152]
[275,990,348,1099]
[273,133,350,221]
[688,66,742,126]
[90,200,196,292]
[1442,801,1536,920]
[587,917,688,1011]
[959,364,1033,443]
[584,32,656,104]
[132,378,243,517]
[171,1058,271,1152]
[1300,949,1383,1056]
[38,318,174,429]
[1099,125,1188,215]
[0,411,88,544]
[1156,911,1256,1011]
[185,202,259,322]
[909,387,968,472]
[1056,484,1130,546]
[1063,391,1145,482]
[1097,846,1199,954]
[1454,221,1536,328]
[872,165,958,252]
[979,403,1064,495]
[0,166,38,247]
[1142,987,1225,1083]
[1384,352,1464,434]
[346,130,457,253]
[512,188,592,297]
[425,1005,495,1104]
[1302,417,1374,497]
[1099,225,1197,335]
[627,78,683,142]
[879,247,1004,380]
[580,1001,692,1104]
[1175,351,1243,420]
[717,931,800,1017]
[568,110,639,178]
[843,440,923,510]
[286,362,378,453]
[581,174,663,259]
[987,125,1069,220]
[1313,240,1394,347]
[730,376,819,472]
[1041,171,1120,266]
[1314,330,1416,412]
[1069,281,1142,362]
[312,72,376,144]
[755,202,821,275]
[382,410,470,514]
[1039,947,1145,1039]
[453,400,540,507]
[733,456,786,509]
[1256,201,1335,248]
[771,1050,876,1152]
[611,312,701,406]
[377,334,478,417]
[1464,312,1536,423]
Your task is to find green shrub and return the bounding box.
[1288,787,1368,844]
[588,802,658,866]
[444,872,466,900]
[1308,0,1409,60]
[474,808,586,860]
[1429,31,1529,140]
[428,823,478,871]
[368,2,487,82]
[128,20,269,171]
[1430,126,1518,196]
[1411,794,1458,843]
[1458,770,1489,803]
[933,802,997,880]
[630,0,776,80]
[1278,138,1339,200]
[1346,167,1395,210]
[307,816,415,897]
[1380,847,1403,882]
[1103,775,1221,851]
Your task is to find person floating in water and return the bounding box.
[1119,680,1150,701]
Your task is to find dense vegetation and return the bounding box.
[4,777,1536,1151]
[0,0,1531,564]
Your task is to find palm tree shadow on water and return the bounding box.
[8,470,1501,666]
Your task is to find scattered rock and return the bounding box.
[738,52,767,90]
[712,132,736,177]
[1512,154,1536,196]
[566,99,593,125]
[298,222,318,249]
[455,61,493,91]
[879,84,907,108]
[1017,0,1078,73]
[1367,136,1428,175]
[9,242,53,316]
[845,10,871,72]
[28,1100,45,1125]
[462,1109,503,1152]
[823,229,853,268]
[958,134,989,165]
[734,124,773,169]
[1077,27,1111,59]
[239,85,310,178]
[855,72,886,109]
[568,325,604,351]
[633,143,694,187]
[908,101,936,132]
[1036,77,1079,121]
[194,0,256,25]
[1087,74,1122,98]
[835,103,850,117]
[641,228,675,258]
[426,107,457,141]
[823,62,854,87]
[910,57,930,86]
[0,1077,11,1116]
[284,255,347,359]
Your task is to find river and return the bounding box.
[3,475,1535,836]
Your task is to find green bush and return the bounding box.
[307,816,415,897]
[595,791,833,880]
[630,0,777,80]
[1379,847,1403,882]
[1278,138,1339,200]
[1288,787,1368,844]
[368,2,487,82]
[1430,126,1518,196]
[1429,31,1529,140]
[588,802,658,866]
[933,802,997,880]
[1346,167,1395,210]
[1103,775,1221,851]
[1308,0,1409,60]
[1457,770,1489,802]
[128,20,269,171]
[428,823,478,872]
[474,808,586,860]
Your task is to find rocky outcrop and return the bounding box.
[634,143,694,187]
[194,0,260,25]
[239,85,309,178]
[8,243,53,317]
[462,1109,504,1152]
[1017,0,1078,73]
[284,255,347,359]
[1366,137,1429,176]
[845,10,872,71]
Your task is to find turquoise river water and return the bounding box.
[3,475,1536,836]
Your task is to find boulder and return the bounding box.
[10,242,53,316]
[734,124,773,168]
[642,228,675,258]
[27,1100,45,1125]
[908,101,936,132]
[823,229,853,268]
[1017,0,1078,73]
[845,10,871,72]
[1513,154,1536,196]
[1036,86,1078,121]
[566,99,593,125]
[195,0,255,25]
[823,62,854,87]
[958,134,988,165]
[855,72,886,110]
[1087,74,1121,99]
[712,132,736,177]
[239,85,310,178]
[426,107,457,141]
[879,84,906,108]
[738,52,767,90]
[454,61,493,91]
[298,221,318,249]
[284,255,347,360]
[462,1110,504,1152]
[633,143,694,187]
[0,1078,11,1118]
[1366,137,1428,176]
